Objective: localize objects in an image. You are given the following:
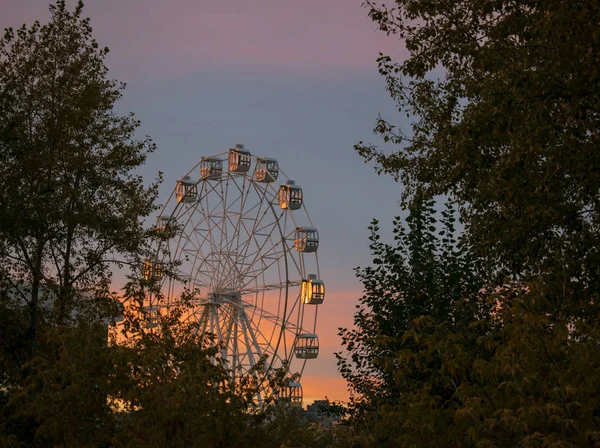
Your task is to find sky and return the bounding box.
[2,0,410,404]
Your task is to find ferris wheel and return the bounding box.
[145,145,324,407]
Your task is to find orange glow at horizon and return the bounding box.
[113,283,363,405]
[302,375,351,405]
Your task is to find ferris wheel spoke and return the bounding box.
[194,306,209,337]
[237,229,292,282]
[247,306,302,335]
[188,227,221,287]
[198,185,225,289]
[211,305,230,362]
[173,214,213,290]
[239,312,260,369]
[217,202,261,289]
[233,193,267,266]
[229,195,270,266]
[238,313,265,406]
[236,209,288,282]
[180,203,207,257]
[240,256,291,292]
[221,304,236,351]
[198,181,224,251]
[234,183,275,274]
[212,178,230,288]
[230,313,240,374]
[241,305,293,371]
[239,280,301,296]
[242,312,264,372]
[224,176,251,261]
[277,210,307,279]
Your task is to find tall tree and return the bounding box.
[337,201,485,441]
[0,0,158,376]
[337,204,600,447]
[356,0,600,297]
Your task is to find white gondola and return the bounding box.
[301,274,325,305]
[176,176,197,203]
[278,380,303,407]
[200,157,223,180]
[143,260,164,282]
[228,144,252,173]
[294,333,319,359]
[144,305,159,329]
[294,227,319,252]
[278,180,303,210]
[254,157,278,183]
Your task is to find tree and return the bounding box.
[337,204,600,447]
[2,291,275,447]
[356,0,600,298]
[338,2,600,445]
[0,0,158,378]
[337,201,486,445]
[0,1,161,443]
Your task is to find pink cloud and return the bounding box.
[3,0,406,81]
[82,0,406,80]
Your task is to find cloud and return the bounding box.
[83,0,405,80]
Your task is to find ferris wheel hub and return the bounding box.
[201,291,241,305]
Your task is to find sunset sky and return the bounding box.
[2,0,411,404]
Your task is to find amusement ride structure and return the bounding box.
[144,145,324,407]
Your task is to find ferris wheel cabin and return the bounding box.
[228,144,252,173]
[143,260,164,282]
[200,157,223,180]
[294,333,319,359]
[279,180,303,210]
[294,227,319,252]
[156,215,170,232]
[144,305,159,329]
[254,157,279,183]
[278,380,303,407]
[301,274,325,305]
[176,176,197,203]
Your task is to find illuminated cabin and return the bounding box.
[294,333,319,359]
[278,380,303,407]
[301,274,325,305]
[278,180,303,210]
[176,176,197,203]
[294,227,319,253]
[228,144,251,173]
[143,260,164,282]
[200,157,223,180]
[156,215,171,232]
[144,305,159,329]
[254,157,278,183]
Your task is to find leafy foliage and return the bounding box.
[356,0,600,289]
[0,0,158,379]
[344,7,600,442]
[337,201,484,441]
[338,204,600,447]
